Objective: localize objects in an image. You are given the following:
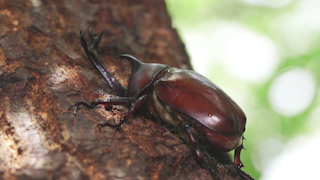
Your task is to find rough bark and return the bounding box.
[0,0,253,179]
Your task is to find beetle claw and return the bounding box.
[97,122,110,132]
[234,163,244,169]
[97,123,103,132]
[68,101,93,116]
[68,105,74,111]
[88,27,103,53]
[68,104,78,116]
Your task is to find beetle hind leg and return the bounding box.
[234,137,245,168]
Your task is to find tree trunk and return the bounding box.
[0,0,253,179]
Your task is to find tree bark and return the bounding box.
[0,0,253,179]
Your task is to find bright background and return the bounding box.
[165,0,320,179]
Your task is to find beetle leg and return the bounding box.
[80,29,126,96]
[234,137,245,168]
[97,95,147,130]
[181,122,218,178]
[181,122,203,165]
[69,97,135,115]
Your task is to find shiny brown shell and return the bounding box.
[154,69,246,136]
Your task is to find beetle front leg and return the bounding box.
[80,29,126,96]
[69,97,135,115]
[97,95,147,130]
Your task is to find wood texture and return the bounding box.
[0,0,253,179]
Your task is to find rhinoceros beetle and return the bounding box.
[69,28,246,171]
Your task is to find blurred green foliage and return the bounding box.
[165,0,320,179]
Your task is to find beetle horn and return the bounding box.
[116,54,144,75]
